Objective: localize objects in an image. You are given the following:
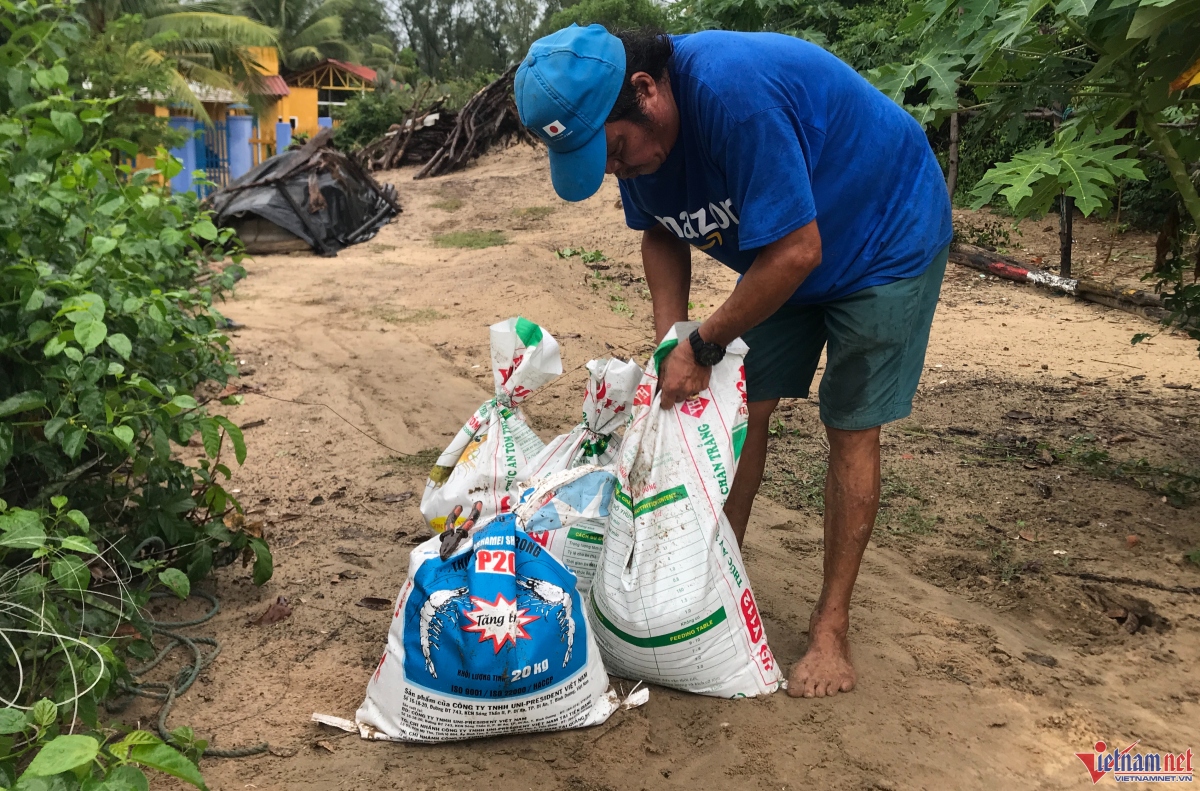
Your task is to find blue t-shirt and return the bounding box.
[618,31,953,305]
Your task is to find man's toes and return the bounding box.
[840,675,855,693]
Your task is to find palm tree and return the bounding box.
[81,0,278,120]
[238,0,362,70]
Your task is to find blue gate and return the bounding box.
[194,120,230,197]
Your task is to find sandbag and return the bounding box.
[589,323,782,698]
[420,317,562,532]
[515,466,619,595]
[517,356,641,481]
[355,512,618,742]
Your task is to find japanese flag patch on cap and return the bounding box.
[543,120,565,137]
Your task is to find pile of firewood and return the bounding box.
[356,107,457,172]
[416,65,538,180]
[355,82,459,172]
[354,66,539,178]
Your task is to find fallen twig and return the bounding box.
[1055,570,1200,595]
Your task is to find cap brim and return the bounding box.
[548,129,606,202]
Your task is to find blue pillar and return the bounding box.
[168,116,197,194]
[226,115,254,179]
[275,121,292,154]
[317,116,333,130]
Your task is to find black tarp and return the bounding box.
[209,128,401,257]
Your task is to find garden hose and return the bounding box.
[111,589,271,759]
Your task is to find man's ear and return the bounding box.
[630,71,659,100]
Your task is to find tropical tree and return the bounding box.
[79,0,278,119]
[239,0,382,69]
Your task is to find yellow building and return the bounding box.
[248,46,377,160]
[137,47,380,192]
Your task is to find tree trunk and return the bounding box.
[1142,113,1200,232]
[1154,203,1181,275]
[946,112,960,198]
[1059,193,1074,278]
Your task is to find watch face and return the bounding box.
[690,330,724,366]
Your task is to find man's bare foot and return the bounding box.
[787,616,856,698]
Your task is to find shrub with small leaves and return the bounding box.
[0,0,272,751]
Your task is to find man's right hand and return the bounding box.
[657,337,712,408]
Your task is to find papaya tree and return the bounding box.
[869,0,1200,342]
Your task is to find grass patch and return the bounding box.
[371,306,444,324]
[982,537,1020,582]
[431,197,463,211]
[764,447,827,511]
[886,505,938,536]
[390,448,441,469]
[513,206,555,219]
[1057,434,1200,507]
[881,471,924,506]
[556,247,607,263]
[434,230,507,249]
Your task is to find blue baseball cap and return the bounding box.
[515,25,626,202]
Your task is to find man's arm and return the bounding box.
[699,219,821,347]
[642,224,692,342]
[657,219,822,406]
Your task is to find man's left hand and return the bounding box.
[659,339,711,409]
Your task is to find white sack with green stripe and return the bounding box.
[590,323,782,698]
[419,317,562,533]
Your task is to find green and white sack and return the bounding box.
[419,317,561,533]
[517,356,641,482]
[589,323,782,697]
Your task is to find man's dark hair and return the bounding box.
[606,28,674,125]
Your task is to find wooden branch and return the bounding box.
[414,64,539,180]
[1056,571,1200,595]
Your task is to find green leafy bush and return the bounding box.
[0,708,207,790]
[0,0,271,773]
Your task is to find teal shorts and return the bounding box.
[743,246,948,431]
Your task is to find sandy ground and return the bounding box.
[137,145,1200,791]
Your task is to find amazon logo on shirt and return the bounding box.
[654,199,740,251]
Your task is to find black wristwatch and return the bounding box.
[689,328,725,367]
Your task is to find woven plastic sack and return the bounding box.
[589,322,782,698]
[517,356,641,482]
[515,466,618,595]
[420,317,562,532]
[355,512,618,742]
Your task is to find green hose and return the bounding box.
[111,589,271,759]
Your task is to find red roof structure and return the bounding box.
[286,60,378,91]
[327,60,377,83]
[257,75,291,97]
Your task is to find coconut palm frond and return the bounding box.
[177,60,240,92]
[162,66,211,121]
[285,44,323,67]
[307,0,356,23]
[143,11,277,46]
[288,13,341,48]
